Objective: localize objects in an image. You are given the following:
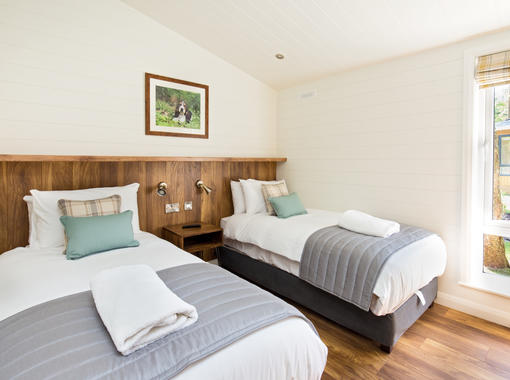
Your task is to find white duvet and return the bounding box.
[221,209,447,316]
[0,232,327,380]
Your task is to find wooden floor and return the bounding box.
[298,303,510,379]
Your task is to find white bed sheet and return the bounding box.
[0,232,327,380]
[221,210,447,316]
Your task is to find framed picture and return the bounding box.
[500,134,510,175]
[145,73,209,139]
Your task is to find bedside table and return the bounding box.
[162,223,223,261]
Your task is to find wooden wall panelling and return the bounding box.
[229,162,244,181]
[0,157,283,254]
[221,163,234,218]
[8,162,42,249]
[98,162,121,188]
[0,162,7,251]
[200,162,222,226]
[183,161,202,223]
[258,162,276,180]
[72,162,101,189]
[166,161,184,226]
[0,155,287,162]
[145,161,167,236]
[121,162,148,231]
[199,161,223,261]
[242,161,258,180]
[42,162,74,190]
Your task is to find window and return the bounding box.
[463,48,510,297]
[483,84,510,278]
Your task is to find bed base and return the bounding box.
[217,245,437,353]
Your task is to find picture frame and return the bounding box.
[145,73,209,139]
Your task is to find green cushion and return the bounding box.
[60,210,139,260]
[269,192,307,218]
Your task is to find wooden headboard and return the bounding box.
[0,155,286,254]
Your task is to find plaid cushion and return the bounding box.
[58,195,121,253]
[261,182,289,215]
[58,195,121,217]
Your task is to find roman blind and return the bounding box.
[475,50,510,88]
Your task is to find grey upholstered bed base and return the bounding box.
[218,245,437,353]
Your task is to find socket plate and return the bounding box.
[165,203,179,213]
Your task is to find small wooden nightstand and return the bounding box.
[162,223,223,261]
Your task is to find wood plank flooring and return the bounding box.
[297,303,510,379]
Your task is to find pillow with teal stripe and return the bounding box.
[269,192,308,218]
[60,210,139,260]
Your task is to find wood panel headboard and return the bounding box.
[0,155,286,254]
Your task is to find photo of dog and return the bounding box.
[154,85,201,130]
[173,100,193,124]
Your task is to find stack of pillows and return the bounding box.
[230,179,307,218]
[23,183,140,260]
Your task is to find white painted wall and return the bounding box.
[277,30,510,326]
[0,0,277,156]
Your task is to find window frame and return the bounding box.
[462,43,510,298]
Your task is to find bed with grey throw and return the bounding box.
[0,263,316,380]
[299,224,432,311]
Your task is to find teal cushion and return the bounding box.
[269,192,308,218]
[60,210,139,260]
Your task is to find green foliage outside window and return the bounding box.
[495,85,510,123]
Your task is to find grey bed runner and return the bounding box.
[0,263,316,380]
[299,224,432,311]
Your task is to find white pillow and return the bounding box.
[240,179,286,214]
[30,183,140,248]
[23,195,38,248]
[230,180,246,214]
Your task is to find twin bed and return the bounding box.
[219,209,447,352]
[0,232,327,380]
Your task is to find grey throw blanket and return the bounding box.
[299,224,432,311]
[0,263,316,380]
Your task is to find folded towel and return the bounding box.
[338,210,400,238]
[90,265,198,355]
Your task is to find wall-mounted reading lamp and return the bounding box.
[156,182,168,196]
[196,180,212,195]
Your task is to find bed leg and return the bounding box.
[380,344,393,353]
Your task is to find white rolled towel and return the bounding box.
[338,210,400,238]
[90,265,198,356]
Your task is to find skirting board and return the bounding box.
[436,291,510,328]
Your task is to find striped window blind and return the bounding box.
[475,50,510,88]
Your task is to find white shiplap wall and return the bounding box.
[0,0,277,156]
[277,30,510,326]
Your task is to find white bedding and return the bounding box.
[221,210,447,316]
[0,232,327,380]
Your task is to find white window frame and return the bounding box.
[462,43,510,298]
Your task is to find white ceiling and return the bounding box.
[123,0,510,89]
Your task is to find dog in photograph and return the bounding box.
[173,101,193,124]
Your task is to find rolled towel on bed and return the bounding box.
[338,210,400,238]
[90,264,198,356]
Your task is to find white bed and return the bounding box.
[0,232,327,380]
[221,209,447,316]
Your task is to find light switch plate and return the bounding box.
[165,203,179,213]
[184,201,192,211]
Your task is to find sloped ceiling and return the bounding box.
[123,0,510,89]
